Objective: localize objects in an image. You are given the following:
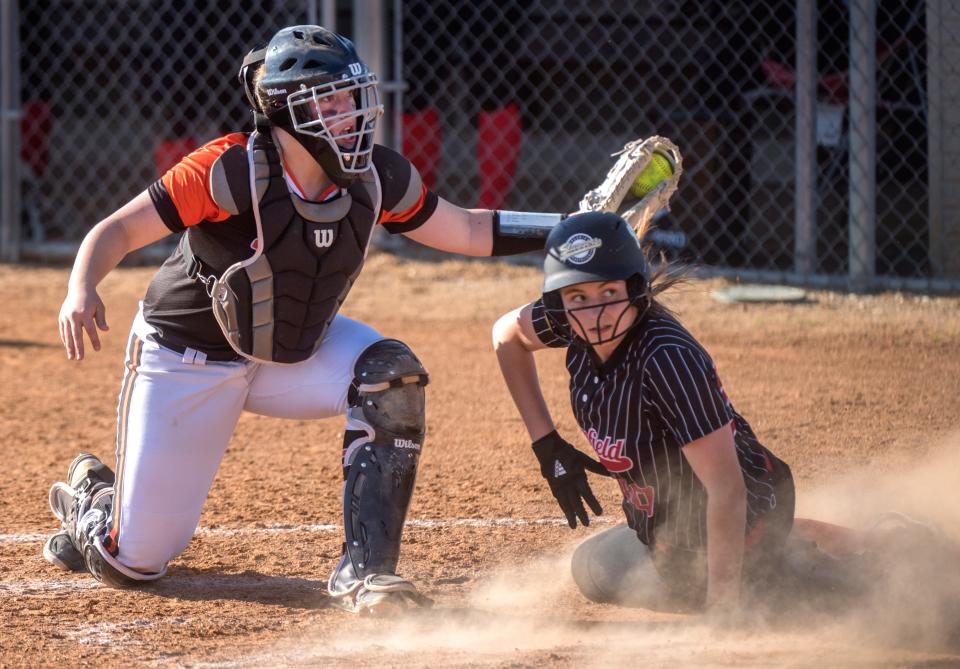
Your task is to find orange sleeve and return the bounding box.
[378,185,428,226]
[159,133,247,227]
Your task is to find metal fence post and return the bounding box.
[307,2,339,35]
[1,0,22,262]
[795,0,817,277]
[392,0,403,154]
[353,0,393,148]
[321,0,336,30]
[926,0,944,277]
[848,0,877,291]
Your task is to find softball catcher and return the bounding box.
[46,25,560,614]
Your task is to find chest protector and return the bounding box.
[184,131,382,364]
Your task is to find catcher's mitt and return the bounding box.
[578,136,683,239]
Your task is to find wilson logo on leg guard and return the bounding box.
[393,438,421,451]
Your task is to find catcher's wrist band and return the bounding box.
[491,210,564,256]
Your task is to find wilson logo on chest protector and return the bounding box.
[314,229,335,247]
[585,428,633,473]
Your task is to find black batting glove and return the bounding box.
[532,430,610,529]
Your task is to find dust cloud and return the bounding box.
[316,433,960,667]
[786,430,960,654]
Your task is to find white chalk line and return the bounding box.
[0,578,101,594]
[0,515,613,545]
[1,517,613,597]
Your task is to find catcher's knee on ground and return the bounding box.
[46,455,166,588]
[84,523,167,588]
[330,339,429,610]
[571,524,679,611]
[77,488,167,588]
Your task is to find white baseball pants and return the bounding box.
[109,304,384,574]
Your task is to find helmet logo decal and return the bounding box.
[266,88,287,96]
[559,233,602,265]
[348,62,363,76]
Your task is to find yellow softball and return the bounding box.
[630,152,674,198]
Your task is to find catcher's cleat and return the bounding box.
[330,574,432,616]
[44,454,161,587]
[42,530,86,572]
[48,453,111,522]
[48,481,76,523]
[67,453,104,489]
[43,454,116,572]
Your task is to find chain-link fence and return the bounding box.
[2,1,959,292]
[4,1,312,259]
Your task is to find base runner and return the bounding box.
[492,211,933,615]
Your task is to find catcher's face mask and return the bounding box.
[557,280,639,346]
[288,74,382,174]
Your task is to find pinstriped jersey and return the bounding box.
[531,300,786,550]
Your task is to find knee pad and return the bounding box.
[343,339,429,460]
[332,340,428,593]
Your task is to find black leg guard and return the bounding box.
[329,339,428,599]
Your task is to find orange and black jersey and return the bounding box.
[141,133,438,358]
[147,132,438,234]
[530,300,791,551]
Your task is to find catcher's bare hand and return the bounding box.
[59,287,110,360]
[532,430,609,529]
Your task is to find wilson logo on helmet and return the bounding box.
[559,233,602,265]
[348,62,363,76]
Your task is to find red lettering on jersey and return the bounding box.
[618,479,655,517]
[584,428,634,473]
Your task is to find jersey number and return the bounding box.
[618,479,655,517]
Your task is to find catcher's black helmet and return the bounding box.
[542,211,650,344]
[240,26,383,187]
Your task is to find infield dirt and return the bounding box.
[1,252,959,668]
